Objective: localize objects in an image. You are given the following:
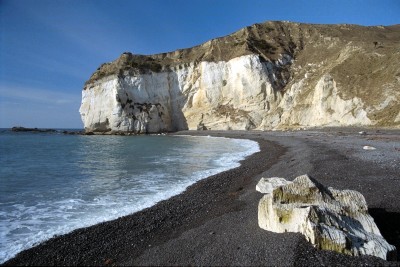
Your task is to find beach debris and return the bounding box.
[359,131,367,135]
[363,145,376,150]
[104,258,114,265]
[257,174,397,260]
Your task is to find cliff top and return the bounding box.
[85,21,400,86]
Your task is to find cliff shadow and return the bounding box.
[167,71,188,131]
[369,208,400,260]
[116,71,188,133]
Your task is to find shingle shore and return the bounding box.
[3,129,399,266]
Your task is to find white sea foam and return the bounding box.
[0,134,259,263]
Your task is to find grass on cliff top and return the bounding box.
[85,22,400,86]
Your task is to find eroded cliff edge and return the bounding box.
[80,21,400,133]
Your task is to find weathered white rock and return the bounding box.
[80,54,291,133]
[256,177,292,194]
[277,74,371,128]
[257,174,397,260]
[79,70,188,133]
[80,54,376,133]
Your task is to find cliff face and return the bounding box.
[80,21,400,133]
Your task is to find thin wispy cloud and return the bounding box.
[0,84,81,106]
[3,49,91,82]
[0,83,82,128]
[11,1,132,60]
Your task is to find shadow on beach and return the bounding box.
[370,208,400,260]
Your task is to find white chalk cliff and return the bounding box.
[80,21,400,133]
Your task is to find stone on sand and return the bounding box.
[257,174,397,260]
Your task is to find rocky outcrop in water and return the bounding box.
[11,127,57,133]
[80,21,400,133]
[257,175,397,260]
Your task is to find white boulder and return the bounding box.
[257,174,397,260]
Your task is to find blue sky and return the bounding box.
[0,0,399,128]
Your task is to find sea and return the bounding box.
[0,129,259,263]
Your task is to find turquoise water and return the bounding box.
[0,130,259,263]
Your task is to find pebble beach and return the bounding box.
[3,128,399,266]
